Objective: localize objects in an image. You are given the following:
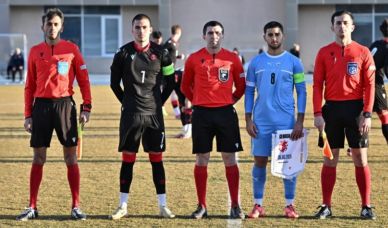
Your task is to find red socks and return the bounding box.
[29,164,43,209]
[194,165,207,208]
[321,165,372,207]
[321,165,336,207]
[194,165,240,208]
[29,163,81,209]
[225,165,240,207]
[67,164,80,208]
[355,165,371,206]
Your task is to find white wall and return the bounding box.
[299,5,335,73]
[170,0,287,63]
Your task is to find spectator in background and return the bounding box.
[289,43,300,58]
[9,48,24,82]
[233,47,245,65]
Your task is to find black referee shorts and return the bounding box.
[118,110,166,153]
[192,105,243,154]
[322,100,368,149]
[373,84,388,112]
[31,97,78,148]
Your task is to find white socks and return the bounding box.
[158,194,167,207]
[119,193,128,208]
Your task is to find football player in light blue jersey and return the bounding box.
[244,21,307,219]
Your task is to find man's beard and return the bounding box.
[268,43,281,51]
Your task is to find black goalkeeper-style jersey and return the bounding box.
[110,41,174,114]
[163,38,178,64]
[370,39,388,85]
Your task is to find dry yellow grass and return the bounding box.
[0,84,387,227]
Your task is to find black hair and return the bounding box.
[380,18,388,37]
[42,8,64,25]
[263,21,283,34]
[132,13,151,26]
[331,10,354,25]
[202,20,224,36]
[151,31,162,39]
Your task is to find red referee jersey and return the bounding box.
[24,40,92,117]
[181,48,245,107]
[313,41,375,115]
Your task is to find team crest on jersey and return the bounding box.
[347,62,358,76]
[218,68,229,82]
[57,61,69,76]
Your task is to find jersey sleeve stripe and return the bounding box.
[246,81,255,87]
[162,63,174,76]
[293,72,305,83]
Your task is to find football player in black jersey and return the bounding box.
[370,19,388,144]
[163,24,193,138]
[109,13,175,219]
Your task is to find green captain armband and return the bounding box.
[162,63,174,76]
[293,73,305,83]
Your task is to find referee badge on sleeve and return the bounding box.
[347,62,358,76]
[218,68,229,82]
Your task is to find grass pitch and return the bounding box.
[0,85,387,227]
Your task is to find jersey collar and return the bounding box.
[134,42,150,53]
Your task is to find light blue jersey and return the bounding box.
[245,51,306,125]
[245,51,306,156]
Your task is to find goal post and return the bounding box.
[0,33,27,81]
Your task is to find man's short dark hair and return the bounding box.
[42,8,64,25]
[202,21,224,36]
[263,21,283,34]
[132,13,151,26]
[151,31,162,39]
[171,25,181,35]
[380,18,388,37]
[331,10,354,25]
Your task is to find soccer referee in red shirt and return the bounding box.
[313,10,376,220]
[181,20,246,219]
[18,8,91,221]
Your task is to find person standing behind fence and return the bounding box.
[181,20,246,219]
[18,8,92,221]
[9,47,24,82]
[313,10,376,220]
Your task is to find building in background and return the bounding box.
[0,0,386,74]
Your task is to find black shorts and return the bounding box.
[373,84,388,112]
[31,97,78,148]
[322,100,368,149]
[191,105,243,153]
[119,111,166,153]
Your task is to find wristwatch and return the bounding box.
[362,112,371,118]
